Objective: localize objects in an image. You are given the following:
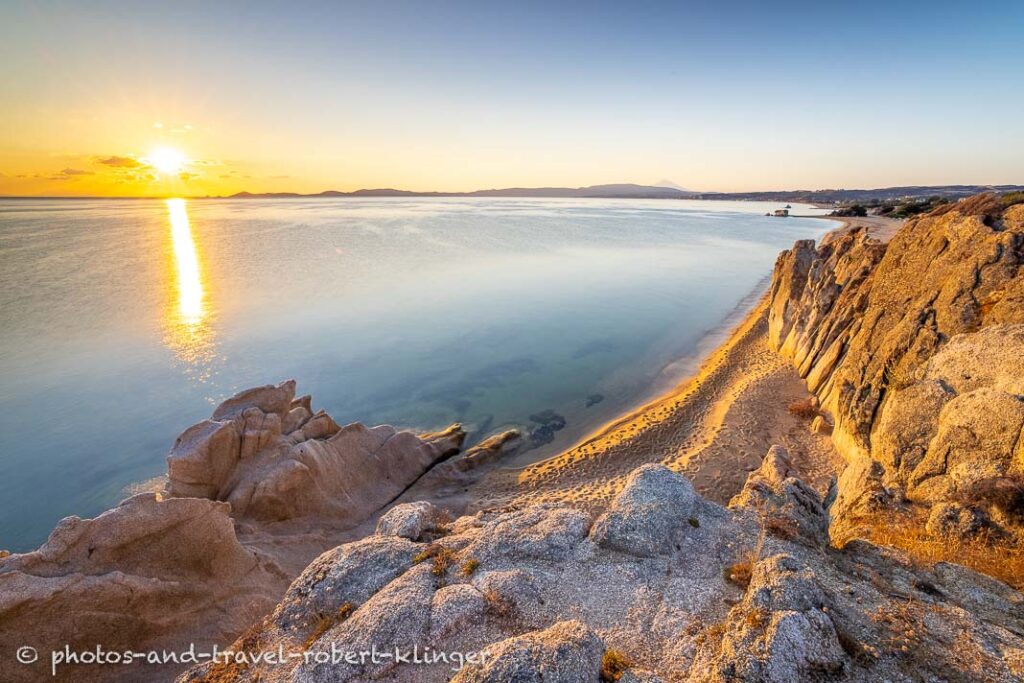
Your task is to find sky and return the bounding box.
[1,0,1022,197]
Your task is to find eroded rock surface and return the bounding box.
[178,461,1024,683]
[168,380,466,522]
[767,199,1024,531]
[1,381,519,683]
[0,493,285,681]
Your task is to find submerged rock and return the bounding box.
[527,409,567,447]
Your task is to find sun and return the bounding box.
[146,147,187,175]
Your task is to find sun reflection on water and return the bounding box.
[163,198,218,383]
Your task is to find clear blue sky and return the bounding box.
[2,0,1022,194]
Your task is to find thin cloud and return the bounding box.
[96,155,143,168]
[46,168,95,181]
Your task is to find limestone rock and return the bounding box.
[176,461,1024,683]
[430,583,488,639]
[730,446,829,546]
[272,534,420,634]
[5,380,489,682]
[809,414,832,435]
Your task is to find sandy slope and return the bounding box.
[473,214,901,515]
[473,298,841,513]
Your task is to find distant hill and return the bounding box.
[224,183,1024,203]
[693,185,1024,204]
[227,184,698,200]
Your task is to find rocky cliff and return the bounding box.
[767,196,1024,540]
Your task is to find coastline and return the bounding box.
[472,213,900,513]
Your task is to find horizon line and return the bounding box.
[3,181,1024,201]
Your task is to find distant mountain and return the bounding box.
[227,184,699,200]
[652,179,692,192]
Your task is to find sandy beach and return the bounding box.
[474,214,902,513]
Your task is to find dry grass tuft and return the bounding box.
[724,558,754,589]
[460,557,480,577]
[430,546,456,577]
[836,513,1024,590]
[600,649,632,682]
[481,588,515,617]
[411,543,457,577]
[694,619,727,646]
[304,602,355,649]
[744,608,768,629]
[763,515,800,541]
[929,192,1003,220]
[787,398,819,420]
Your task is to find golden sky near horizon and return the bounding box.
[2,3,1022,197]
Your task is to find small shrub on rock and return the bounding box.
[600,649,631,682]
[959,476,1024,523]
[460,557,480,577]
[304,602,355,649]
[764,515,800,541]
[724,559,753,589]
[787,398,819,420]
[481,588,515,618]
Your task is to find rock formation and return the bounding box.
[167,380,465,522]
[178,458,1024,683]
[767,198,1024,534]
[0,381,511,683]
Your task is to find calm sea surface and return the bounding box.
[0,197,835,550]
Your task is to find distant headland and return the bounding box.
[220,182,1024,203]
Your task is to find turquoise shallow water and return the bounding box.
[0,197,835,551]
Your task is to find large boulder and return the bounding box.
[589,464,700,556]
[176,463,1024,683]
[376,501,452,540]
[167,380,466,522]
